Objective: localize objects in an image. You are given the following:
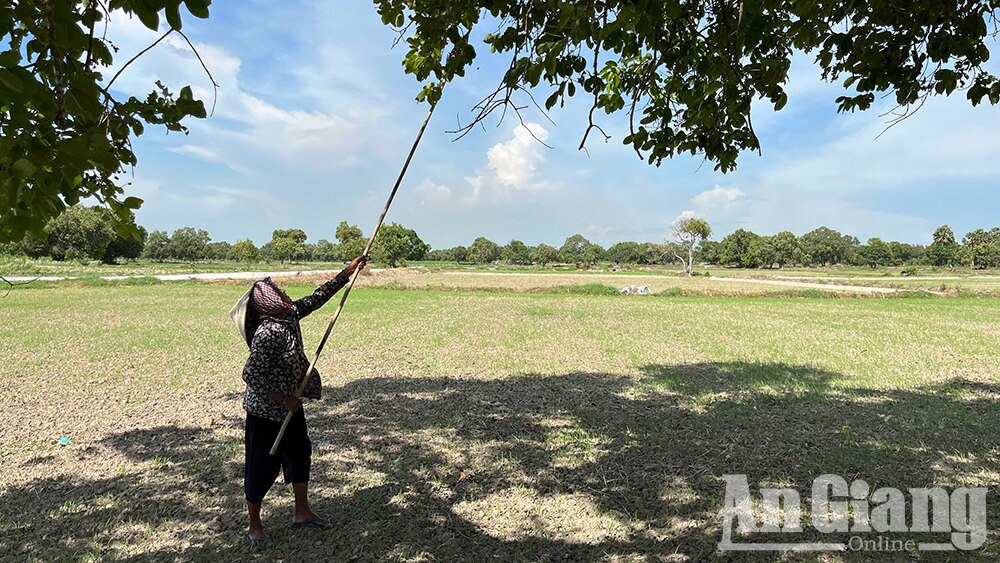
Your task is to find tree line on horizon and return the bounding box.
[2,205,999,270]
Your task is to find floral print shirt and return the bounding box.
[241,271,350,421]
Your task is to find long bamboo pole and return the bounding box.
[270,101,439,455]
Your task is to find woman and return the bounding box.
[230,254,367,547]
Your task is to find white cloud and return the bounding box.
[762,95,1000,196]
[413,123,558,207]
[487,123,550,188]
[691,186,745,211]
[164,185,281,220]
[415,179,452,205]
[102,14,384,172]
[167,145,222,162]
[460,123,556,203]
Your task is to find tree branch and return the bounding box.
[175,29,220,116]
[105,28,174,92]
[0,274,40,297]
[579,7,611,153]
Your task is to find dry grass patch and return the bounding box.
[1,284,998,561]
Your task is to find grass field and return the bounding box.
[1,279,998,561]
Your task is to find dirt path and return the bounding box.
[713,276,900,293]
[7,269,943,294]
[440,271,906,294]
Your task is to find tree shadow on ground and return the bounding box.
[1,362,997,561]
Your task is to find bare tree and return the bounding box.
[671,215,712,276]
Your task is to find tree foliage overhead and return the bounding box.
[377,0,1000,170]
[1,0,212,243]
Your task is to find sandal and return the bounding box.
[293,516,333,530]
[246,533,270,549]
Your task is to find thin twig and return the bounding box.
[0,274,40,297]
[580,7,611,152]
[175,29,220,116]
[85,0,97,69]
[874,91,929,140]
[105,28,173,92]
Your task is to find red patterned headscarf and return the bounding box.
[251,277,290,317]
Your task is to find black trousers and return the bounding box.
[244,409,311,503]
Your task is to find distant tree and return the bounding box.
[468,237,501,264]
[890,242,925,264]
[719,229,761,268]
[335,222,363,243]
[502,240,531,265]
[800,227,852,266]
[259,241,275,262]
[972,241,1000,269]
[927,225,959,266]
[268,228,307,263]
[300,243,318,261]
[103,225,147,264]
[425,249,447,260]
[205,241,233,261]
[963,229,990,268]
[228,239,261,264]
[751,236,776,269]
[142,230,170,262]
[697,240,722,264]
[862,238,894,268]
[3,234,49,258]
[372,223,427,267]
[530,243,560,266]
[337,238,367,262]
[270,237,301,263]
[335,222,367,261]
[643,242,670,264]
[965,227,1000,268]
[608,241,641,264]
[583,243,607,264]
[768,231,801,268]
[313,239,338,262]
[671,216,712,275]
[166,227,210,262]
[559,234,596,264]
[46,205,116,261]
[403,228,430,261]
[449,246,468,262]
[272,229,308,244]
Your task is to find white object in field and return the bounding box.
[619,285,651,295]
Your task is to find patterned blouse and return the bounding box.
[241,271,351,421]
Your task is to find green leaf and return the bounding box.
[122,196,144,209]
[774,92,788,111]
[135,6,160,31]
[12,158,36,178]
[0,69,22,92]
[0,50,20,67]
[183,0,211,19]
[166,1,183,30]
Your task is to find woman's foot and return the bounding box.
[293,514,333,530]
[246,525,269,549]
[291,483,330,528]
[248,523,267,540]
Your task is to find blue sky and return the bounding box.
[107,2,1000,249]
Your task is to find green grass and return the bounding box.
[1,282,998,560]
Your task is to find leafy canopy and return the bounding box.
[377,0,1000,170]
[1,0,211,243]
